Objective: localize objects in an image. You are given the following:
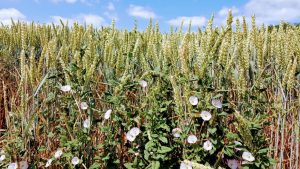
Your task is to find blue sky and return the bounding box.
[1,0,300,31]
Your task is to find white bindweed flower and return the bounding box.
[54,149,63,158]
[126,127,141,142]
[227,159,239,169]
[71,157,80,165]
[7,163,18,169]
[0,154,5,162]
[60,85,71,92]
[128,127,141,137]
[45,159,53,168]
[20,161,29,169]
[139,80,148,88]
[242,152,255,162]
[104,109,112,119]
[189,96,198,106]
[83,118,91,128]
[187,135,197,144]
[126,132,136,142]
[172,128,182,138]
[80,102,88,110]
[203,140,213,151]
[200,111,212,121]
[211,99,222,108]
[180,161,192,169]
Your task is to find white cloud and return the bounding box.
[127,5,157,19]
[0,8,26,25]
[65,0,77,3]
[107,2,115,11]
[51,16,76,24]
[104,2,118,20]
[244,0,300,24]
[168,16,206,27]
[214,0,300,26]
[212,6,239,26]
[51,14,107,27]
[218,6,239,17]
[81,14,106,26]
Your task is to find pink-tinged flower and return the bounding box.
[60,85,71,92]
[189,96,198,106]
[211,99,222,108]
[7,163,18,169]
[180,161,192,169]
[83,118,91,128]
[104,109,112,119]
[71,157,80,165]
[126,127,141,142]
[172,128,182,138]
[139,80,148,88]
[54,149,63,158]
[242,152,255,162]
[20,161,29,169]
[200,111,212,121]
[128,127,140,137]
[0,154,5,162]
[126,133,136,142]
[80,102,88,110]
[187,135,197,144]
[203,140,213,151]
[45,159,52,168]
[227,159,239,169]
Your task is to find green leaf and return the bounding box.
[38,146,46,152]
[255,162,261,167]
[208,128,217,134]
[124,163,134,169]
[63,152,72,158]
[258,148,268,154]
[144,150,150,160]
[157,146,172,153]
[151,161,160,169]
[158,124,170,131]
[102,153,110,161]
[226,132,239,140]
[213,93,223,98]
[269,158,276,165]
[47,132,55,138]
[145,141,155,150]
[151,134,159,138]
[158,136,168,143]
[218,112,228,116]
[224,147,234,156]
[89,163,101,169]
[45,92,55,102]
[34,72,49,97]
[96,144,104,149]
[159,107,167,112]
[114,159,120,164]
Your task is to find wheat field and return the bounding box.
[0,12,300,169]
